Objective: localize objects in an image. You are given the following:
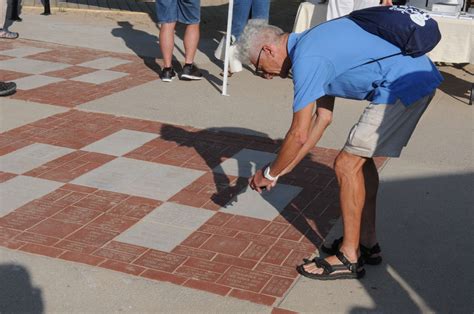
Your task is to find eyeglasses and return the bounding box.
[254,47,264,76]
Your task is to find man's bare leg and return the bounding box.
[159,22,176,68]
[304,150,366,274]
[183,23,199,64]
[360,158,379,249]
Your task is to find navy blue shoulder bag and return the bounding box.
[348,5,442,57]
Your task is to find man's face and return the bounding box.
[252,45,287,79]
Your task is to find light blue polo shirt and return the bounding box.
[289,17,443,112]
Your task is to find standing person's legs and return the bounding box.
[159,22,177,68]
[360,158,379,248]
[156,0,178,68]
[231,0,252,39]
[183,23,199,64]
[178,0,202,80]
[250,0,270,20]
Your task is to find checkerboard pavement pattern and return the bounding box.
[0,40,158,107]
[0,109,387,306]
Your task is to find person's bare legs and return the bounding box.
[303,150,366,274]
[183,23,199,64]
[159,22,176,68]
[360,158,379,249]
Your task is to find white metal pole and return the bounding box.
[222,0,234,96]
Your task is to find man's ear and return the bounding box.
[262,45,274,57]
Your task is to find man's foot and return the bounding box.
[160,67,176,82]
[180,63,203,81]
[0,30,19,39]
[0,81,17,96]
[11,16,22,21]
[320,236,382,265]
[297,251,365,280]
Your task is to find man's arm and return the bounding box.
[279,95,334,176]
[248,96,334,192]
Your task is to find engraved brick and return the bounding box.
[223,216,270,234]
[235,232,277,246]
[261,247,292,265]
[66,226,118,246]
[20,243,64,258]
[255,263,298,278]
[217,267,271,292]
[283,250,312,268]
[54,240,97,254]
[28,218,82,238]
[103,241,148,256]
[261,222,289,238]
[93,248,137,263]
[134,250,187,272]
[201,235,250,257]
[174,266,222,282]
[99,260,145,276]
[274,239,317,253]
[181,232,212,248]
[229,289,276,306]
[204,212,234,226]
[171,246,216,260]
[198,225,238,237]
[16,232,60,246]
[141,269,187,285]
[16,201,66,218]
[59,251,106,266]
[51,206,102,224]
[261,276,294,297]
[212,254,257,269]
[88,214,137,233]
[0,213,44,230]
[184,279,231,296]
[240,243,270,261]
[75,192,128,211]
[183,258,230,273]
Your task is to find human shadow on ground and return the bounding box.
[0,263,44,313]
[438,63,473,106]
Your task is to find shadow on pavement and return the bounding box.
[0,264,44,313]
[437,63,473,106]
[349,172,474,313]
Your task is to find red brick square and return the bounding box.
[235,232,277,246]
[99,260,146,276]
[28,218,82,238]
[134,250,187,272]
[212,254,257,269]
[201,235,250,257]
[197,225,238,237]
[16,200,67,218]
[217,267,271,293]
[66,226,118,246]
[261,276,294,297]
[107,196,161,218]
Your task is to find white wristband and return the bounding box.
[263,165,278,181]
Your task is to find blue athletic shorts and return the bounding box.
[155,0,200,24]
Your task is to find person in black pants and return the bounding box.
[10,0,21,21]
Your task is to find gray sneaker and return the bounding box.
[180,63,203,81]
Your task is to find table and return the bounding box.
[292,2,474,64]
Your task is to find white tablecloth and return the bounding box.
[293,2,474,64]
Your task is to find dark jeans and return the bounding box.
[231,0,270,39]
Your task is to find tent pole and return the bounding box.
[222,0,234,96]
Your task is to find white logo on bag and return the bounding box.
[389,5,432,27]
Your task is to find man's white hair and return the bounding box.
[236,19,285,65]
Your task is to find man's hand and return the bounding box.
[248,168,277,193]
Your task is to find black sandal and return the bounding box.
[297,251,365,280]
[319,237,382,265]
